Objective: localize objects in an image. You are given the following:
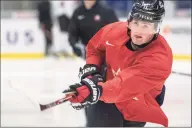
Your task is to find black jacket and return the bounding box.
[37,1,52,26]
[68,2,118,51]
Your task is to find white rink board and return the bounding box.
[160,18,191,55]
[1,18,191,56]
[1,19,45,53]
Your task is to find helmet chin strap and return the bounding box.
[131,33,158,49]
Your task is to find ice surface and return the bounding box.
[1,58,191,127]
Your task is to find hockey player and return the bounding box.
[37,1,53,56]
[65,0,172,127]
[68,0,118,58]
[50,0,79,56]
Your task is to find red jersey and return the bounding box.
[86,22,173,127]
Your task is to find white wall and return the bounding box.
[1,19,45,53]
[1,18,191,58]
[160,18,191,55]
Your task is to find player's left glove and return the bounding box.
[64,75,103,110]
[78,64,101,80]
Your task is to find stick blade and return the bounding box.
[39,104,48,111]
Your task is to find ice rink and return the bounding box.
[1,58,191,127]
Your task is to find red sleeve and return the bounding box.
[99,54,172,103]
[85,23,114,67]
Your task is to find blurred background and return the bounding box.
[1,0,191,18]
[1,0,191,127]
[1,0,191,59]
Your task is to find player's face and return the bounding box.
[83,0,96,9]
[129,19,156,45]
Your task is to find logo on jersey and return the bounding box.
[112,68,121,77]
[106,41,115,46]
[133,97,139,101]
[94,14,101,21]
[78,15,85,20]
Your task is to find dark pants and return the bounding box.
[42,24,52,56]
[85,101,146,127]
[58,14,70,32]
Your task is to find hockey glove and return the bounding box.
[66,75,103,110]
[78,64,101,80]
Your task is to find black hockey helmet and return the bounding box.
[128,0,165,23]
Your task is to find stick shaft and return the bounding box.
[172,71,191,77]
[40,91,76,111]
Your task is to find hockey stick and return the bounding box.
[7,80,40,109]
[8,79,76,111]
[39,90,76,111]
[171,71,191,77]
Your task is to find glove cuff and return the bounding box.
[79,64,101,80]
[97,85,103,97]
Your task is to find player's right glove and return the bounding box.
[64,74,103,110]
[78,64,101,80]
